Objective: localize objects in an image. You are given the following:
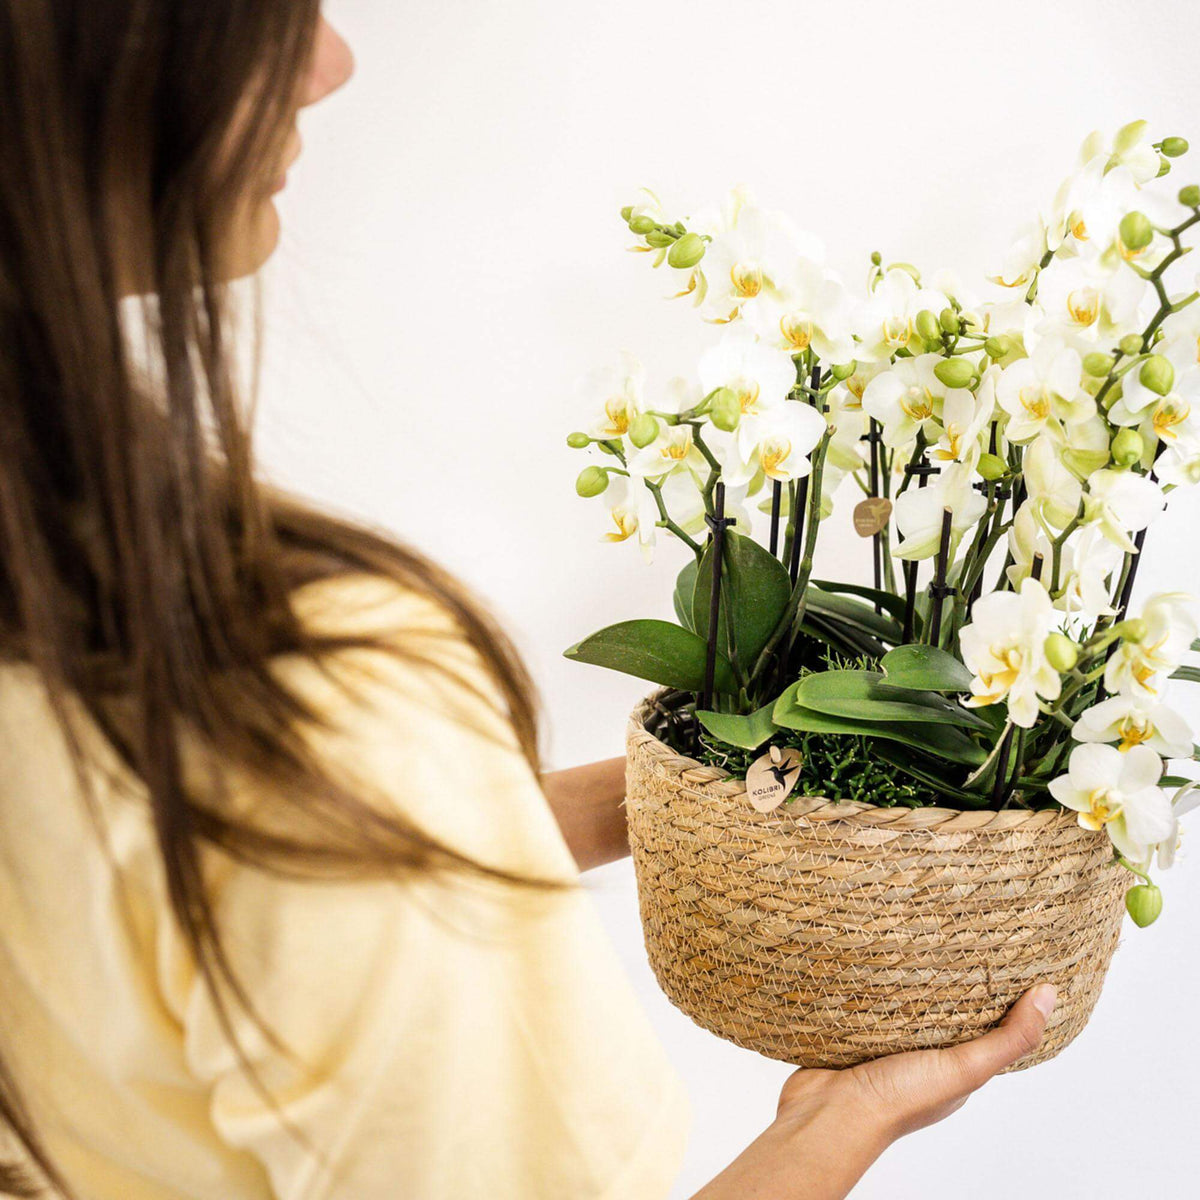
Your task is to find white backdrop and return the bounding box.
[252,2,1200,1195]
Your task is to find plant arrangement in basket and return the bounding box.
[564,121,1200,926]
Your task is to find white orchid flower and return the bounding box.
[851,269,950,363]
[1078,121,1162,187]
[722,400,827,488]
[1158,783,1200,869]
[995,337,1091,444]
[1157,436,1200,488]
[697,327,797,420]
[989,219,1049,290]
[599,476,663,562]
[1105,591,1200,700]
[1055,524,1124,623]
[861,354,948,449]
[894,461,987,562]
[1049,743,1173,862]
[1073,694,1194,758]
[577,350,645,441]
[1023,436,1084,531]
[1030,254,1149,352]
[1110,361,1200,448]
[700,203,824,324]
[1082,468,1166,554]
[741,258,856,363]
[959,577,1063,727]
[930,385,993,468]
[626,422,708,482]
[1046,155,1144,256]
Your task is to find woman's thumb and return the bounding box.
[943,984,1057,1088]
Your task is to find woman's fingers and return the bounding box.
[938,984,1057,1093]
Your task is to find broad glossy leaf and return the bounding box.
[673,559,699,633]
[565,620,736,693]
[692,530,792,667]
[803,588,903,645]
[811,579,909,625]
[697,703,780,751]
[880,644,975,693]
[795,670,991,731]
[772,684,986,767]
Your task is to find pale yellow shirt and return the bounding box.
[0,572,690,1199]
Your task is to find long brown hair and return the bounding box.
[0,3,555,1195]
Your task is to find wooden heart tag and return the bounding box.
[746,745,804,813]
[852,496,893,537]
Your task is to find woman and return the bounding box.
[0,5,1057,1198]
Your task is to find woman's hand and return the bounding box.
[692,985,1057,1199]
[540,757,629,871]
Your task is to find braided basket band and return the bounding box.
[625,691,1129,1072]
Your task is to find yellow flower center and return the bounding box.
[735,380,762,413]
[1079,787,1122,831]
[658,431,692,463]
[603,510,638,542]
[604,398,633,435]
[846,374,867,403]
[759,437,793,479]
[780,313,813,351]
[882,316,913,349]
[1152,399,1190,441]
[1069,214,1089,241]
[899,386,934,422]
[1019,385,1051,421]
[730,261,763,299]
[1117,715,1154,752]
[934,423,964,461]
[1067,287,1101,327]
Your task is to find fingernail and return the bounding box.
[1031,984,1057,1019]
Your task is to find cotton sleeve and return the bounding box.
[152,572,691,1200]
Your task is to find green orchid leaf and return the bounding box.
[880,644,975,693]
[696,703,780,751]
[673,558,699,633]
[803,588,904,646]
[811,579,910,626]
[771,684,986,767]
[1170,666,1200,685]
[795,670,992,731]
[564,620,736,693]
[692,530,792,667]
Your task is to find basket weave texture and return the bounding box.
[625,693,1129,1071]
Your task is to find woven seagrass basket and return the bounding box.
[626,691,1130,1071]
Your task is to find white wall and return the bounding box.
[254,2,1200,1195]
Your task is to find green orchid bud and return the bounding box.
[575,466,609,498]
[1139,354,1175,396]
[1111,427,1146,467]
[628,214,657,235]
[870,250,882,266]
[915,309,941,344]
[977,453,1007,481]
[667,232,706,270]
[566,431,591,449]
[628,413,660,448]
[1043,633,1080,673]
[1125,884,1163,928]
[1162,136,1189,159]
[934,358,976,389]
[939,307,960,334]
[1083,351,1115,377]
[620,206,634,222]
[1157,154,1171,178]
[831,360,857,381]
[1179,184,1200,208]
[984,336,1011,360]
[1119,333,1144,357]
[1119,211,1153,252]
[709,387,742,432]
[644,230,674,248]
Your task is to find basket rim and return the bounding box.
[629,689,1086,835]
